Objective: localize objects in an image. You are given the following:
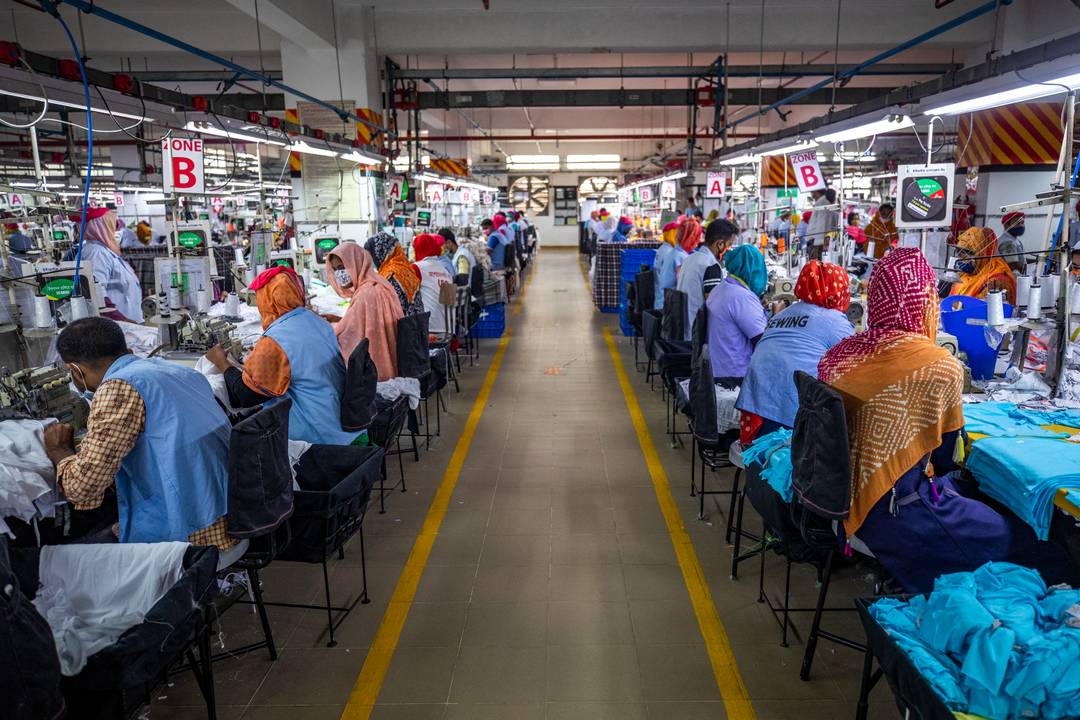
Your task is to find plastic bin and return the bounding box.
[939,295,1014,380]
[475,302,506,337]
[620,248,656,276]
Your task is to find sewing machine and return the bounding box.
[154,314,243,367]
[0,365,87,429]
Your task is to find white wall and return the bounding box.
[973,169,1060,254]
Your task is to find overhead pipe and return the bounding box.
[46,0,395,138]
[395,63,960,81]
[721,0,1014,134]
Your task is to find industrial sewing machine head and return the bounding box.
[0,365,88,429]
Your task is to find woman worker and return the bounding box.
[67,207,144,322]
[413,233,455,336]
[704,243,768,390]
[206,266,361,446]
[818,248,1050,593]
[325,243,404,381]
[365,231,424,316]
[652,221,681,310]
[736,260,854,443]
[949,226,1017,303]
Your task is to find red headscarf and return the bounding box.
[1002,211,1024,231]
[413,233,442,261]
[492,214,508,230]
[250,266,307,330]
[794,260,851,313]
[678,218,702,253]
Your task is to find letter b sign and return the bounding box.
[790,151,826,192]
[163,137,205,194]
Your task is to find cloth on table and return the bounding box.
[868,562,1080,719]
[0,419,60,535]
[966,437,1080,540]
[32,541,188,675]
[962,402,1080,439]
[377,377,421,410]
[194,355,236,413]
[741,428,794,501]
[117,321,161,358]
[677,378,740,431]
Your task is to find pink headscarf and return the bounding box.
[326,243,404,381]
[79,207,122,255]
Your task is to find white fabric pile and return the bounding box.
[33,542,188,675]
[0,418,61,537]
[206,300,265,349]
[677,379,741,431]
[377,377,421,410]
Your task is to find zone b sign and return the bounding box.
[790,150,826,192]
[162,137,205,194]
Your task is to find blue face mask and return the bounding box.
[70,365,94,403]
[1009,226,1025,237]
[955,260,977,274]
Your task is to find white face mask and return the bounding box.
[69,364,94,402]
[334,268,353,287]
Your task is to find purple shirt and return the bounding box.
[706,276,768,379]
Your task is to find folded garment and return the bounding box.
[0,418,60,532]
[377,377,421,410]
[962,402,1079,439]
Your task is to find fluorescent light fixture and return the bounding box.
[289,140,340,157]
[717,152,759,166]
[0,88,146,121]
[11,180,64,188]
[566,154,620,163]
[507,164,559,171]
[759,139,818,157]
[507,154,559,164]
[924,71,1080,116]
[341,149,383,166]
[622,170,688,193]
[829,153,878,163]
[566,162,621,171]
[816,114,913,144]
[412,172,499,193]
[184,121,286,146]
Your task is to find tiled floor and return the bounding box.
[152,249,899,720]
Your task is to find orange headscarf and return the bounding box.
[326,243,404,380]
[950,227,1016,304]
[251,266,306,330]
[794,260,851,313]
[677,218,702,254]
[864,212,899,260]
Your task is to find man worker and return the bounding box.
[676,219,737,341]
[998,211,1028,274]
[43,316,234,549]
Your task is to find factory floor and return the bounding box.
[152,248,899,720]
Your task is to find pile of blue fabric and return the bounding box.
[966,437,1080,540]
[869,562,1080,719]
[962,402,1080,439]
[742,428,793,502]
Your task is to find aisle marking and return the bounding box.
[602,326,757,720]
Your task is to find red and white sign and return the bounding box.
[162,136,205,194]
[705,171,726,199]
[481,192,495,205]
[461,187,474,204]
[660,180,677,199]
[386,175,406,202]
[113,192,124,207]
[640,186,654,203]
[8,193,24,208]
[790,150,826,192]
[211,197,224,214]
[427,183,445,204]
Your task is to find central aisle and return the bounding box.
[357,249,732,719]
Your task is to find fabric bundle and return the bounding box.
[741,428,794,502]
[868,562,1080,719]
[962,402,1080,439]
[965,436,1080,540]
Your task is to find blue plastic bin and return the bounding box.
[939,295,1014,380]
[475,302,506,338]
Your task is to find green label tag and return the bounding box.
[40,278,74,301]
[316,238,338,251]
[915,177,945,199]
[177,231,203,248]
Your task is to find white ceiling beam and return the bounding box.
[224,0,335,51]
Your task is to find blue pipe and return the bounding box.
[53,0,394,137]
[1043,148,1080,275]
[724,0,1013,133]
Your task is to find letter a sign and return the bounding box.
[162,136,205,194]
[705,171,726,199]
[790,150,826,192]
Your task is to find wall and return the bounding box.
[972,168,1060,254]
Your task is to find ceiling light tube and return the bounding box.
[759,139,818,157]
[341,149,383,166]
[507,164,559,171]
[566,162,622,171]
[816,115,914,144]
[507,154,559,164]
[184,121,287,146]
[566,154,620,163]
[0,88,146,121]
[717,153,759,166]
[923,71,1080,116]
[290,140,340,157]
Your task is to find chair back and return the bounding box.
[470,265,485,303]
[227,399,295,539]
[396,311,431,379]
[790,370,851,521]
[661,288,688,342]
[642,310,662,362]
[635,269,655,314]
[689,305,709,374]
[341,339,378,432]
[689,347,719,443]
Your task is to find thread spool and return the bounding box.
[1027,284,1042,321]
[1016,274,1032,306]
[158,291,171,318]
[234,248,244,266]
[167,285,181,310]
[302,268,312,287]
[32,296,52,328]
[196,286,210,314]
[244,266,255,286]
[985,290,1005,327]
[865,241,875,259]
[69,296,90,321]
[225,292,239,316]
[1039,276,1059,309]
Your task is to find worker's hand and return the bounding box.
[322,314,342,323]
[44,423,75,465]
[205,343,233,372]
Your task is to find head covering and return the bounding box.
[661,222,679,246]
[818,248,964,536]
[599,209,610,219]
[951,227,1016,303]
[413,233,442,261]
[802,211,812,222]
[677,218,702,254]
[1002,211,1025,231]
[492,214,508,230]
[706,209,720,223]
[365,231,423,316]
[723,244,768,297]
[616,217,634,237]
[251,266,306,329]
[77,208,121,254]
[136,221,152,246]
[326,243,404,380]
[795,260,851,313]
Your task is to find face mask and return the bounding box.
[69,364,94,402]
[1009,226,1025,237]
[334,268,353,287]
[955,260,977,274]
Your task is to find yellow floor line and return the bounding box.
[340,331,512,720]
[602,326,757,720]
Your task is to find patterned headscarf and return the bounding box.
[951,227,1016,303]
[251,266,306,330]
[794,260,851,313]
[677,218,702,254]
[365,231,423,316]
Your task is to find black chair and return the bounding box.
[468,266,486,363]
[396,312,435,452]
[661,288,688,344]
[687,348,742,534]
[641,309,662,388]
[341,339,378,434]
[631,269,656,371]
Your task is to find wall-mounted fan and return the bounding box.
[509,175,550,215]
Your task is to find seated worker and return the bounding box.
[1072,246,1080,278]
[612,216,635,243]
[366,231,424,316]
[949,227,1016,303]
[653,221,681,310]
[3,221,34,255]
[482,218,507,271]
[413,233,455,336]
[736,260,854,443]
[432,232,457,278]
[818,248,1058,593]
[768,210,792,244]
[117,219,140,249]
[863,203,899,260]
[325,243,404,381]
[43,317,233,548]
[998,211,1028,274]
[135,220,153,246]
[206,266,361,446]
[67,207,144,322]
[439,227,475,279]
[705,242,767,389]
[676,218,731,342]
[795,210,811,253]
[845,212,866,248]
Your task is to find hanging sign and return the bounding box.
[113,192,124,208]
[211,196,224,214]
[640,185,654,203]
[660,180,677,199]
[705,171,726,199]
[415,208,432,228]
[427,183,445,204]
[461,187,474,204]
[618,189,628,205]
[8,193,24,208]
[386,175,407,202]
[162,136,205,194]
[446,189,462,205]
[897,163,955,229]
[789,150,826,192]
[481,191,495,205]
